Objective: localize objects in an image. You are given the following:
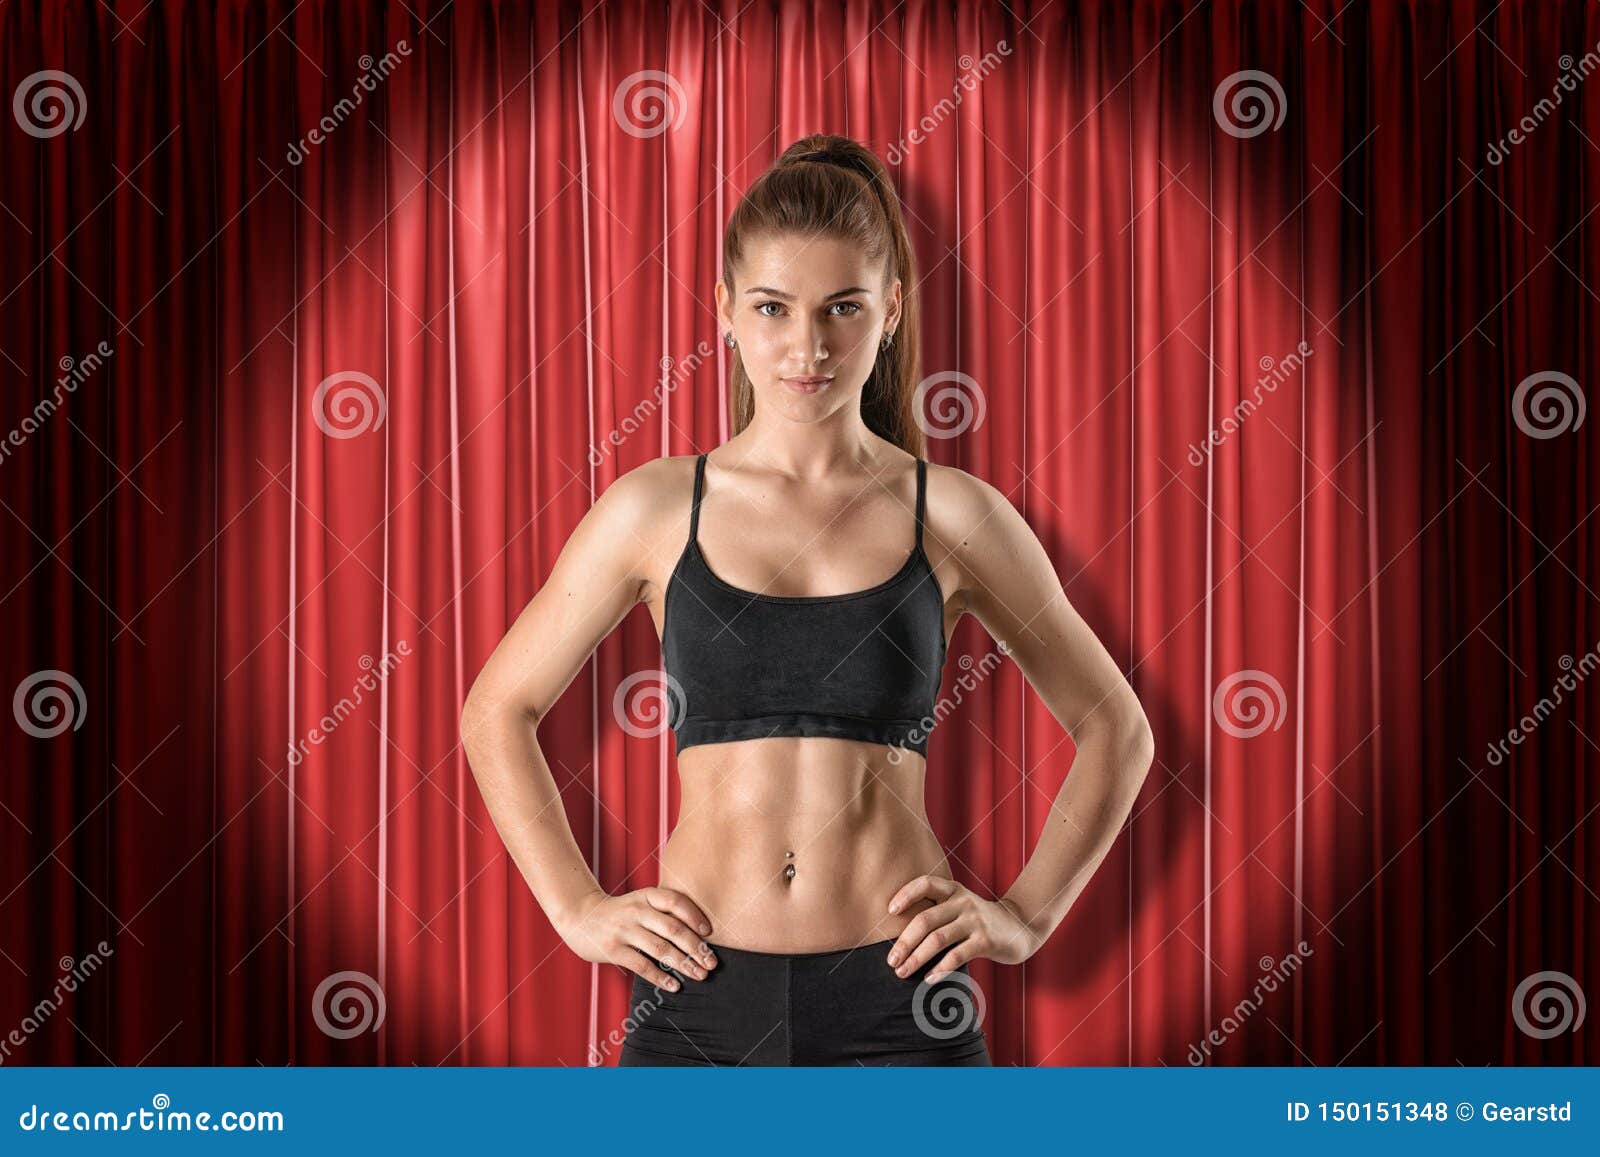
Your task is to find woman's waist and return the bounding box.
[657,813,950,953]
[673,737,930,818]
[663,792,942,868]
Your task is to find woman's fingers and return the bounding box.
[890,912,970,978]
[885,902,962,976]
[886,873,957,916]
[640,911,718,973]
[636,921,713,979]
[616,946,681,992]
[631,926,709,981]
[644,886,713,937]
[925,940,978,983]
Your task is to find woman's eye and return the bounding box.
[754,301,860,318]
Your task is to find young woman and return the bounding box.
[460,135,1154,1066]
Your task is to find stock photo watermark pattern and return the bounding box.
[1186,341,1313,467]
[1187,943,1314,1065]
[911,970,987,1040]
[1211,669,1289,740]
[1212,69,1288,139]
[1484,639,1600,768]
[612,669,687,739]
[612,70,688,139]
[286,41,412,167]
[0,945,114,1066]
[1486,34,1600,166]
[311,971,387,1041]
[16,1093,284,1134]
[1511,370,1586,440]
[1511,971,1586,1041]
[0,0,1595,1083]
[0,341,112,468]
[912,370,987,441]
[285,643,412,769]
[886,640,1012,765]
[12,670,87,740]
[311,370,388,440]
[590,339,718,465]
[883,40,1015,165]
[11,70,86,139]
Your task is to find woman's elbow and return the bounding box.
[459,685,540,750]
[1120,707,1155,776]
[459,691,490,753]
[1090,696,1155,789]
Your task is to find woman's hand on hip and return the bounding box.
[884,875,1039,982]
[557,887,719,991]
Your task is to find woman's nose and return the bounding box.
[790,322,828,364]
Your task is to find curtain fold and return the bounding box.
[0,0,1594,1066]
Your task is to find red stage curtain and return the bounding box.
[1,0,1595,1066]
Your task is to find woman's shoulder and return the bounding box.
[594,453,703,522]
[560,455,703,586]
[921,458,1010,522]
[920,458,1037,572]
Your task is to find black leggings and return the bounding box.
[617,937,992,1066]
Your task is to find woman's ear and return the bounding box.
[885,276,903,333]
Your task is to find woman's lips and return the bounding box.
[781,375,833,394]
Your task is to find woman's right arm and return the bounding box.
[459,460,717,992]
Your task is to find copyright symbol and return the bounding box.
[1456,1102,1474,1121]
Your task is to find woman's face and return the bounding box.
[717,232,901,424]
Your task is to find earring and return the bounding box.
[725,332,736,350]
[880,332,894,352]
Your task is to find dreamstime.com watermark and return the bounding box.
[312,970,387,1039]
[612,70,688,139]
[1484,638,1600,767]
[1211,668,1289,739]
[12,70,87,138]
[613,669,687,738]
[285,642,412,768]
[589,983,670,1065]
[0,943,114,1065]
[311,370,387,439]
[913,370,987,440]
[589,339,717,465]
[1213,70,1288,139]
[1486,38,1600,165]
[912,971,987,1039]
[286,42,412,166]
[1186,341,1312,466]
[883,41,1013,164]
[1511,370,1585,439]
[886,640,1012,764]
[12,669,88,738]
[17,1095,283,1134]
[0,342,113,468]
[1512,970,1586,1039]
[1186,940,1314,1064]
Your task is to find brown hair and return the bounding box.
[722,135,924,457]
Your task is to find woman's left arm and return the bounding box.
[886,466,1155,982]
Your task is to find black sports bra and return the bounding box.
[661,453,947,757]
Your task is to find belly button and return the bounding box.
[783,851,796,882]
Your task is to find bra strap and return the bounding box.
[688,452,707,545]
[914,458,927,550]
